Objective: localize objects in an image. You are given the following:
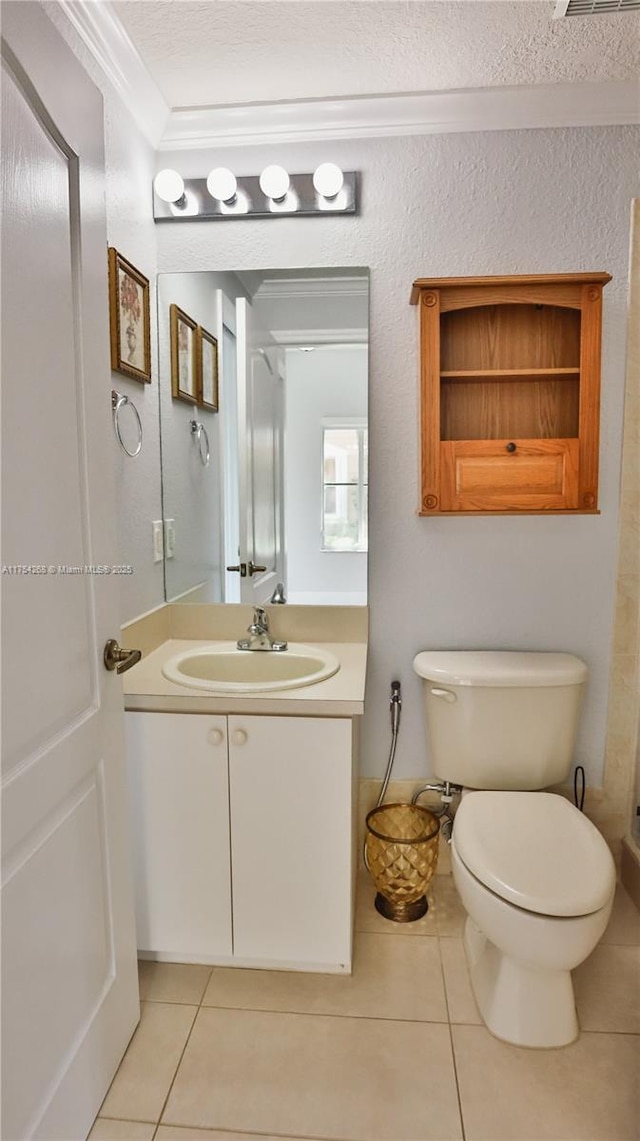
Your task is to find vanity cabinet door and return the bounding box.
[228,715,354,971]
[125,712,232,962]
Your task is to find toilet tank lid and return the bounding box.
[412,651,587,687]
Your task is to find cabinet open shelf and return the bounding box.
[440,368,580,381]
[441,375,580,441]
[411,272,611,514]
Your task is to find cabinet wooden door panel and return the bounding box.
[228,715,353,970]
[126,713,232,961]
[440,439,579,512]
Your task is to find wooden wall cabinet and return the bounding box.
[410,273,611,514]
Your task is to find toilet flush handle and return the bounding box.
[430,687,457,704]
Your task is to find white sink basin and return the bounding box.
[162,642,340,693]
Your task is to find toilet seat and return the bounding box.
[454,791,615,917]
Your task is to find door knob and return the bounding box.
[232,729,248,746]
[103,639,142,675]
[248,561,267,576]
[226,562,247,577]
[207,728,224,746]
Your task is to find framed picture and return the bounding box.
[170,304,197,403]
[196,326,219,412]
[108,248,151,382]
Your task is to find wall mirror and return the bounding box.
[157,267,369,606]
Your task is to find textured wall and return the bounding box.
[157,125,638,785]
[45,1,164,624]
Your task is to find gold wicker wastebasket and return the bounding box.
[365,803,440,922]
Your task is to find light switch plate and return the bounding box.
[152,520,164,563]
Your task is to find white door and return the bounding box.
[236,299,285,604]
[1,7,139,1139]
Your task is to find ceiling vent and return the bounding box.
[553,0,640,15]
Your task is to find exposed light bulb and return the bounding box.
[259,164,290,201]
[313,163,344,198]
[154,169,185,204]
[170,189,199,218]
[206,167,237,203]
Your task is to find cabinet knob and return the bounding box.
[232,729,248,746]
[506,442,517,453]
[207,728,224,746]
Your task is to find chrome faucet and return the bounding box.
[237,606,288,652]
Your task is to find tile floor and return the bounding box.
[91,875,640,1141]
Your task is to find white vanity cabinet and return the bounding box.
[125,713,233,962]
[125,711,355,972]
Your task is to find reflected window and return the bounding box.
[322,424,368,552]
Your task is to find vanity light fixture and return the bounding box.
[153,167,358,222]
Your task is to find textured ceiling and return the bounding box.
[112,0,640,109]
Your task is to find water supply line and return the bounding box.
[363,680,402,871]
[376,680,402,808]
[573,764,586,812]
[412,781,460,844]
[363,680,462,872]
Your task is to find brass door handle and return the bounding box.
[226,563,247,577]
[104,639,142,675]
[248,561,267,576]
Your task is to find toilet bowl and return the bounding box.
[412,649,617,1047]
[451,791,616,1047]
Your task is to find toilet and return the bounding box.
[412,651,616,1048]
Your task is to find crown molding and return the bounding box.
[159,79,639,151]
[52,4,637,153]
[273,330,368,345]
[55,0,169,147]
[256,277,369,300]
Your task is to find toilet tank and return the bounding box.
[413,651,588,790]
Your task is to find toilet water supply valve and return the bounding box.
[412,780,461,844]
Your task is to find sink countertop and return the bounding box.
[122,639,368,716]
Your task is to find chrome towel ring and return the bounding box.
[112,390,142,457]
[190,420,210,467]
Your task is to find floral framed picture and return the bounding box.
[108,248,151,382]
[196,326,219,412]
[170,304,197,403]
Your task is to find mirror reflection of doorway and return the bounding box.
[157,268,369,607]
